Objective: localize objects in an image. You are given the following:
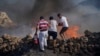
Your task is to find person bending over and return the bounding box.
[57,13,69,41]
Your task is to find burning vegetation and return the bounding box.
[0,11,99,56]
[0,0,100,56]
[0,30,99,56]
[65,26,80,39]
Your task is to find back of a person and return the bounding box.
[57,13,69,41]
[49,20,57,32]
[61,16,69,27]
[36,16,49,52]
[38,19,49,31]
[48,16,58,52]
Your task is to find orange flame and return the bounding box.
[65,26,80,39]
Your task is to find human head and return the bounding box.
[40,16,44,20]
[49,16,54,20]
[57,13,61,18]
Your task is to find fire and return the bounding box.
[65,26,80,39]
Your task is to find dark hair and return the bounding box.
[40,16,44,20]
[57,13,61,17]
[49,16,54,20]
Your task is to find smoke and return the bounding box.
[0,0,36,24]
[0,0,59,37]
[0,0,100,36]
[0,25,33,37]
[0,0,37,37]
[58,0,100,33]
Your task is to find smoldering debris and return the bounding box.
[52,30,100,56]
[0,34,33,56]
[0,30,99,56]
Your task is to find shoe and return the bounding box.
[39,49,45,52]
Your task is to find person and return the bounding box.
[57,13,69,41]
[36,16,49,52]
[48,16,58,52]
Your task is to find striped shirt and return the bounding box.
[37,19,49,31]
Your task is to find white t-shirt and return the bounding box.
[59,16,69,27]
[49,20,58,32]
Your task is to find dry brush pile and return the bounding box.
[51,30,100,56]
[0,34,33,56]
[0,30,100,56]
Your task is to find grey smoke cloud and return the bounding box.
[0,0,36,24]
[0,0,36,36]
[0,0,100,36]
[59,0,100,33]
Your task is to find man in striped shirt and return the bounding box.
[36,16,49,52]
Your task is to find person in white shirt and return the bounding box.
[48,16,58,52]
[57,13,69,41]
